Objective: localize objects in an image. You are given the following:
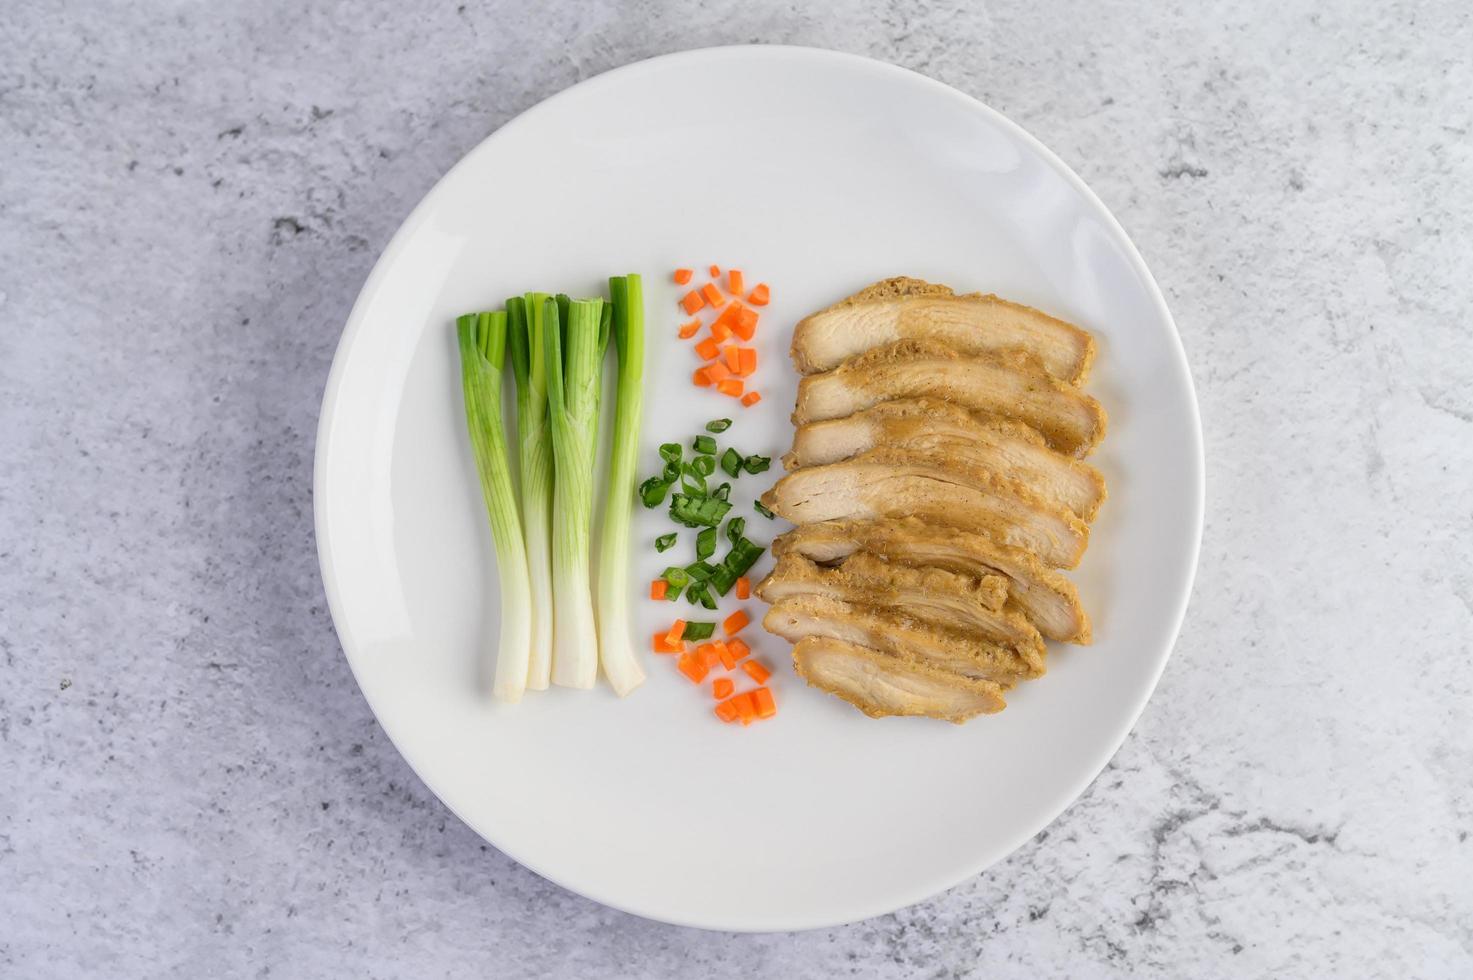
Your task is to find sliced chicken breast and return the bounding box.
[791,277,1095,384]
[784,398,1107,521]
[759,451,1089,568]
[756,554,1044,659]
[793,339,1106,456]
[772,517,1091,643]
[762,594,1045,684]
[792,636,1007,723]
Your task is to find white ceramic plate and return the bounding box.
[315,46,1203,932]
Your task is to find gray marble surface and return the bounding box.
[3,0,1471,976]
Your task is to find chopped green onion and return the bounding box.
[661,459,681,484]
[710,536,765,596]
[692,434,717,455]
[639,476,671,508]
[705,418,732,433]
[670,493,731,528]
[712,482,731,501]
[692,455,716,477]
[684,560,718,581]
[680,464,707,496]
[456,311,532,702]
[726,516,746,543]
[720,447,743,477]
[754,499,775,519]
[742,454,771,475]
[682,621,716,641]
[696,527,716,560]
[685,581,717,609]
[654,532,677,552]
[659,442,682,463]
[661,566,691,589]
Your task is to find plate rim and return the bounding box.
[313,43,1206,932]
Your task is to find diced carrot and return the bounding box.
[733,692,758,725]
[666,619,687,647]
[742,659,771,684]
[705,360,732,383]
[694,337,721,361]
[712,301,742,329]
[697,643,723,669]
[722,609,750,637]
[708,264,720,277]
[713,676,734,700]
[701,282,725,308]
[727,269,744,295]
[680,290,706,315]
[716,378,744,397]
[751,686,776,719]
[740,391,762,407]
[732,305,759,340]
[710,320,733,343]
[693,367,714,387]
[714,699,739,723]
[739,348,757,376]
[677,652,709,684]
[726,637,750,661]
[748,283,770,306]
[674,268,693,285]
[723,345,742,371]
[716,641,737,671]
[736,576,751,600]
[650,579,668,600]
[678,318,701,339]
[653,631,681,654]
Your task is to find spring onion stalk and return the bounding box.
[595,274,647,696]
[544,296,603,688]
[507,296,555,690]
[456,312,533,702]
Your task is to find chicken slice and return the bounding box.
[793,339,1106,457]
[784,397,1107,521]
[756,554,1044,661]
[792,636,1007,723]
[759,450,1089,568]
[791,276,1096,384]
[762,594,1044,684]
[772,517,1091,643]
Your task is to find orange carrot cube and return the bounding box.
[742,659,771,684]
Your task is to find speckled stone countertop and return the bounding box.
[3,0,1470,976]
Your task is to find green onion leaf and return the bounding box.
[696,527,716,560]
[705,418,732,433]
[655,532,677,552]
[754,499,775,519]
[692,435,717,455]
[726,516,746,543]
